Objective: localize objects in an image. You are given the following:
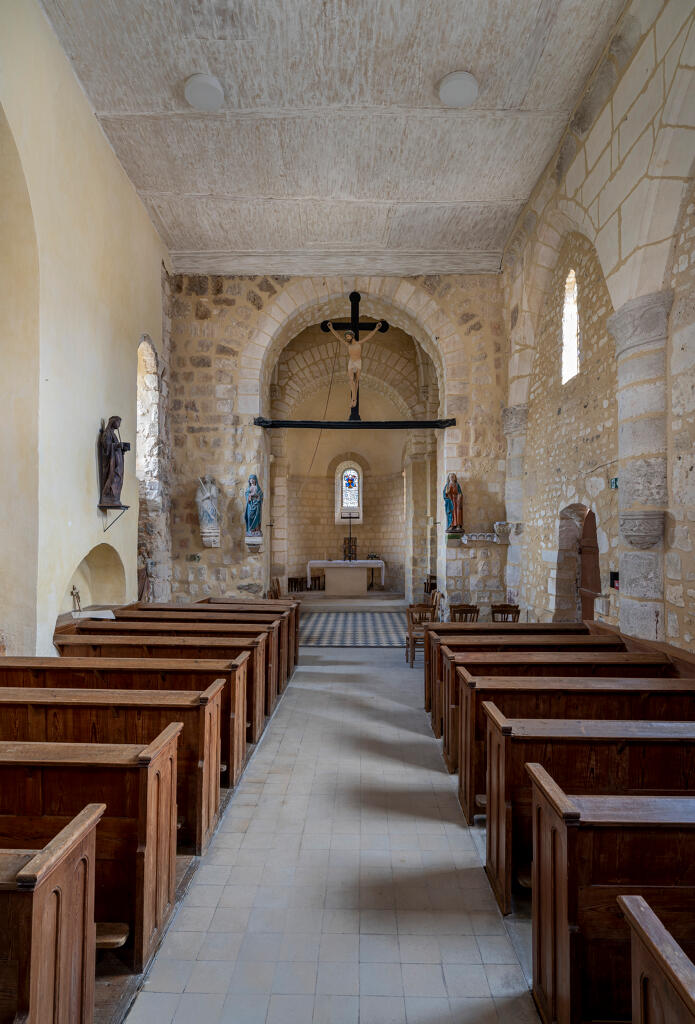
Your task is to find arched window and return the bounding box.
[335,461,363,524]
[561,268,579,384]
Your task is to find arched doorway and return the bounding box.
[553,503,601,621]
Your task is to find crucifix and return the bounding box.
[321,291,389,421]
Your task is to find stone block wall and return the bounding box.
[666,183,695,648]
[285,472,406,592]
[520,234,619,622]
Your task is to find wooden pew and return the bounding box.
[114,607,287,696]
[124,601,295,686]
[618,895,695,1024]
[54,627,269,734]
[457,668,691,825]
[0,725,181,973]
[527,764,695,1023]
[424,621,590,714]
[437,635,626,762]
[0,656,246,790]
[56,619,267,745]
[483,704,695,914]
[0,803,104,1024]
[0,683,225,854]
[200,596,301,669]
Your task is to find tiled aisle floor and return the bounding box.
[127,647,538,1024]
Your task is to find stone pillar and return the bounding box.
[502,404,528,604]
[607,290,672,640]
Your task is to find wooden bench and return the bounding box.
[198,596,301,670]
[457,668,691,825]
[0,683,225,855]
[0,656,246,791]
[56,619,267,745]
[483,704,695,914]
[0,803,104,1024]
[618,895,695,1024]
[527,764,695,1023]
[54,629,268,740]
[198,596,301,673]
[0,725,181,973]
[437,635,627,762]
[114,607,287,696]
[423,621,590,713]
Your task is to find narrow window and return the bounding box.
[335,462,363,524]
[561,269,579,384]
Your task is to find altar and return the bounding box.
[307,559,385,595]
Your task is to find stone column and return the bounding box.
[607,290,673,640]
[501,404,528,604]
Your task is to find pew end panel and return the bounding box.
[618,895,695,1024]
[0,803,104,1024]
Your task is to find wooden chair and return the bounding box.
[449,603,479,622]
[491,602,520,622]
[405,593,442,668]
[424,573,437,595]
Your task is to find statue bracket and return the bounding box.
[99,504,130,532]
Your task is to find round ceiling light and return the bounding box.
[437,70,479,109]
[184,73,224,112]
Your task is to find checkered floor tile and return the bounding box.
[300,610,407,647]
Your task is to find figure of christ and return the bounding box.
[326,320,383,409]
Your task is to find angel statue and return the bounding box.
[196,475,221,547]
[326,320,383,409]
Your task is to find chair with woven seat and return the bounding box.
[449,603,479,623]
[405,591,442,668]
[491,602,520,622]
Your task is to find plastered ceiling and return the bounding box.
[40,0,625,275]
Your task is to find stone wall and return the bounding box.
[521,234,619,622]
[666,182,695,649]
[166,272,507,607]
[286,472,406,592]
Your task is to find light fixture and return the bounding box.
[437,70,479,109]
[184,73,224,112]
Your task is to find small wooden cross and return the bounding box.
[321,292,389,421]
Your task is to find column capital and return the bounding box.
[502,404,528,437]
[607,289,674,360]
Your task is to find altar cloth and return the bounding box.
[307,559,385,588]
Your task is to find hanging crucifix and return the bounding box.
[321,292,389,421]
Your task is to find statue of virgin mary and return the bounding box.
[244,474,263,536]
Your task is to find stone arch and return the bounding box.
[59,543,127,615]
[136,334,171,600]
[0,103,39,655]
[243,279,457,418]
[550,503,603,622]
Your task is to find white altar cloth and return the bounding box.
[307,559,385,588]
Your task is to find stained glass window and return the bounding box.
[561,268,579,384]
[342,469,359,508]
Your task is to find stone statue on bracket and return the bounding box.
[244,474,264,537]
[443,472,464,533]
[98,416,131,508]
[196,475,221,547]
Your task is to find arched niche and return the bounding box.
[59,543,126,614]
[0,103,39,655]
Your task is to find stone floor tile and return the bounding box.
[125,992,180,1024]
[443,963,491,998]
[172,993,226,1023]
[359,933,400,963]
[448,997,500,1022]
[271,960,317,994]
[219,993,269,1023]
[266,993,315,1024]
[401,963,447,998]
[359,995,407,1024]
[405,996,453,1023]
[316,962,360,995]
[144,959,194,994]
[319,932,360,962]
[196,932,244,962]
[227,961,275,994]
[359,962,404,996]
[312,994,359,1024]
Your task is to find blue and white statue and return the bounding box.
[244,474,264,536]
